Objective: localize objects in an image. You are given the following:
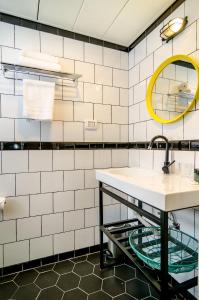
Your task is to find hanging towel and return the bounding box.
[19,56,61,72]
[23,79,55,120]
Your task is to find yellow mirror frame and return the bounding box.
[146,54,199,124]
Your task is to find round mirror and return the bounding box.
[146,55,199,124]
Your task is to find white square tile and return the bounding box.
[185,0,198,24]
[129,49,134,69]
[30,235,53,260]
[16,172,40,196]
[129,103,140,124]
[112,106,128,124]
[134,39,146,64]
[129,149,140,167]
[41,171,63,193]
[94,150,111,169]
[139,101,150,122]
[154,43,172,69]
[75,227,94,249]
[146,120,162,140]
[84,123,103,142]
[15,26,40,51]
[129,87,134,106]
[1,95,23,118]
[103,48,120,68]
[64,38,83,61]
[4,196,29,220]
[0,174,15,197]
[15,119,40,141]
[53,150,74,170]
[0,70,14,94]
[17,216,41,240]
[139,150,153,170]
[0,220,16,244]
[85,43,102,64]
[120,125,128,142]
[134,122,147,141]
[85,207,99,227]
[103,124,120,142]
[140,54,153,81]
[74,102,93,121]
[75,150,93,169]
[173,22,197,55]
[103,86,119,105]
[121,51,128,70]
[0,22,14,47]
[120,88,128,106]
[41,32,63,57]
[29,150,52,172]
[0,118,14,141]
[113,69,128,88]
[4,240,29,267]
[2,151,28,173]
[75,61,94,83]
[59,57,74,73]
[30,193,53,216]
[41,121,63,142]
[64,170,84,190]
[153,150,165,172]
[104,204,120,223]
[134,80,147,104]
[129,64,139,87]
[54,191,74,212]
[129,124,134,142]
[54,231,74,254]
[75,189,94,209]
[84,83,102,103]
[64,210,84,231]
[184,110,199,140]
[95,65,112,86]
[54,101,73,121]
[42,213,63,235]
[163,119,184,140]
[64,122,83,142]
[112,149,128,167]
[94,104,111,123]
[85,169,98,189]
[147,24,162,55]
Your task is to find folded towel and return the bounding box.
[19,56,61,72]
[22,50,58,64]
[23,79,55,120]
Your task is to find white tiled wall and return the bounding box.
[0,21,129,267]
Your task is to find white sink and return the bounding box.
[96,167,199,211]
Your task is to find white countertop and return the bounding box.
[96,167,199,211]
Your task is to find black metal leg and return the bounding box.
[99,181,104,269]
[160,211,169,299]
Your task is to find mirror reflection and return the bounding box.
[152,60,198,120]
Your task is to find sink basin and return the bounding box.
[96,167,199,211]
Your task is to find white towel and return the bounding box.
[19,56,61,72]
[23,79,55,120]
[22,50,58,64]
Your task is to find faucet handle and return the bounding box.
[168,160,175,167]
[162,160,175,174]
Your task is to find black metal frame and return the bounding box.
[99,182,198,300]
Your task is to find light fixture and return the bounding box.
[160,16,188,42]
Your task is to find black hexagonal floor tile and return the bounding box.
[14,269,38,286]
[73,261,93,276]
[35,271,58,288]
[103,276,125,297]
[114,294,136,300]
[87,252,100,265]
[53,260,74,274]
[62,288,87,300]
[71,255,87,263]
[13,283,40,300]
[80,274,102,294]
[88,290,112,300]
[115,264,135,281]
[0,274,16,284]
[0,281,17,300]
[36,263,55,273]
[57,272,80,291]
[37,286,63,300]
[126,278,150,299]
[94,264,114,279]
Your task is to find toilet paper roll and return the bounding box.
[0,197,6,210]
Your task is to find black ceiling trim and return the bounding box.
[128,0,186,51]
[0,0,185,53]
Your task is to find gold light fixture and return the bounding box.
[160,16,188,42]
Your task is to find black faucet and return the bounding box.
[148,135,175,174]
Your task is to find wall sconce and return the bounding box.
[160,16,188,42]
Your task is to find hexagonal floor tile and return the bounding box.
[36,263,54,273]
[71,255,87,263]
[88,290,111,300]
[14,269,38,286]
[79,274,102,294]
[73,261,93,276]
[37,286,63,300]
[126,278,150,299]
[0,274,16,284]
[35,271,58,288]
[102,276,125,297]
[87,252,100,265]
[62,288,87,300]
[115,265,135,281]
[57,272,79,291]
[94,265,114,279]
[13,283,40,300]
[53,260,74,274]
[114,294,136,300]
[0,281,17,300]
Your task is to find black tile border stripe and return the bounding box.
[0,0,185,52]
[0,140,199,151]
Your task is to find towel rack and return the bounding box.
[2,63,81,82]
